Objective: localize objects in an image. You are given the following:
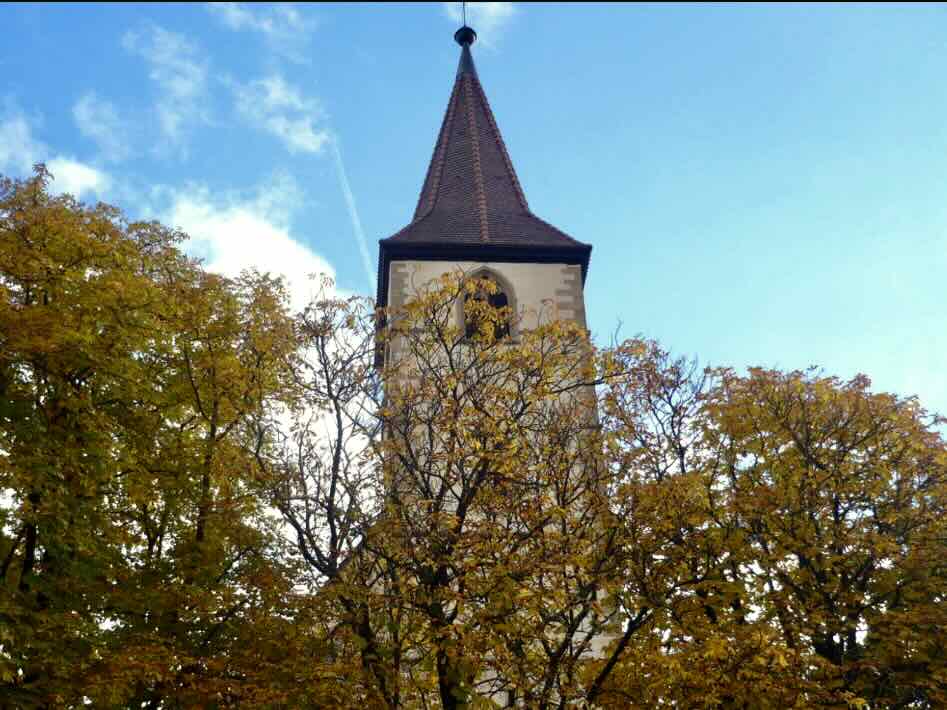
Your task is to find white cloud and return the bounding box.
[73,93,131,163]
[0,110,45,173]
[232,75,329,154]
[46,158,111,199]
[0,108,109,200]
[207,3,315,61]
[122,25,210,153]
[161,175,334,311]
[443,2,516,45]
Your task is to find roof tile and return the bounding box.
[383,44,589,251]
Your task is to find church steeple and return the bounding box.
[410,24,528,238]
[377,25,592,310]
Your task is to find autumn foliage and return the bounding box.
[1,168,945,708]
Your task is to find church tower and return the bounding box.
[371,29,608,703]
[376,25,592,341]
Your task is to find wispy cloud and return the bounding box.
[207,3,315,62]
[122,25,210,154]
[229,74,371,293]
[443,2,516,46]
[0,107,110,199]
[331,136,375,295]
[0,108,44,174]
[159,174,334,311]
[73,92,131,163]
[231,75,329,154]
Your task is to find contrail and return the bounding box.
[331,134,376,296]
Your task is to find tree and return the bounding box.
[257,275,666,708]
[3,167,945,708]
[596,351,947,708]
[374,276,631,708]
[0,167,315,707]
[255,270,947,709]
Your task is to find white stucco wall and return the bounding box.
[387,260,587,331]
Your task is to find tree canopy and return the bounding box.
[1,168,945,708]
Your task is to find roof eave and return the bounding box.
[375,239,592,310]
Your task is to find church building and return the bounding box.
[376,24,593,341]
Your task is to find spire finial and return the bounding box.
[454,25,476,46]
[454,1,476,46]
[454,1,476,48]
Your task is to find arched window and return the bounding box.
[464,274,511,340]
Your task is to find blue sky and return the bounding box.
[2,3,945,417]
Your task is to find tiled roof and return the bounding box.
[377,31,591,308]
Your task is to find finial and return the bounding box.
[454,25,477,46]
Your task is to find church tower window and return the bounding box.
[463,274,511,340]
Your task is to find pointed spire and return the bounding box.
[377,25,591,309]
[457,42,477,78]
[408,24,535,238]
